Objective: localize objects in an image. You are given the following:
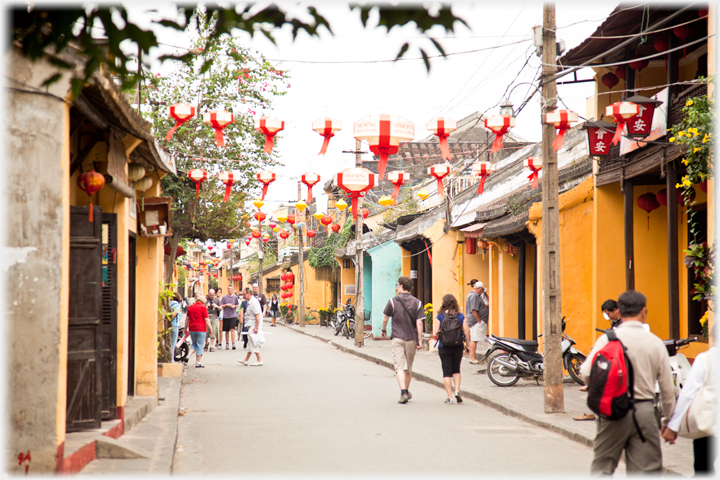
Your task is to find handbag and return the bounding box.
[678,356,716,439]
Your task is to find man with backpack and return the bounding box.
[381,276,425,404]
[580,290,675,474]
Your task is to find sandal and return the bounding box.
[209,347,215,352]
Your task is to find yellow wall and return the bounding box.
[497,238,519,338]
[707,4,716,343]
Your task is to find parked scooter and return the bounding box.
[174,325,190,363]
[481,317,587,386]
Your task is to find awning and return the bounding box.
[459,223,487,238]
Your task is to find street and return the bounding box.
[173,326,595,475]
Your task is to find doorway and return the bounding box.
[127,233,136,397]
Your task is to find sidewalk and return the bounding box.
[284,322,695,476]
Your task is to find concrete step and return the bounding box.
[95,436,151,459]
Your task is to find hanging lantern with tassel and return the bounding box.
[428,163,451,198]
[426,117,457,161]
[203,109,234,148]
[134,175,153,211]
[605,102,640,146]
[165,103,196,141]
[188,169,208,199]
[312,118,342,155]
[524,157,542,189]
[335,167,377,220]
[255,117,285,154]
[353,114,414,180]
[301,172,321,204]
[637,192,661,230]
[256,171,276,200]
[77,170,105,222]
[218,171,236,202]
[545,109,578,151]
[386,171,409,204]
[471,161,497,194]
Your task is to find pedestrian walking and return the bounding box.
[185,294,211,368]
[220,285,240,350]
[269,293,279,327]
[253,283,268,317]
[661,324,717,475]
[465,280,489,364]
[580,290,675,475]
[240,296,249,349]
[206,289,221,352]
[169,293,182,362]
[432,294,470,404]
[238,288,264,366]
[381,276,425,404]
[216,287,224,346]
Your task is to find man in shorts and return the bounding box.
[466,280,489,364]
[220,285,240,350]
[206,289,221,351]
[381,276,425,404]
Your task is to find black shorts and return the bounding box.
[223,317,238,331]
[438,346,464,377]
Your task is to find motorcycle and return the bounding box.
[174,325,190,363]
[481,317,587,387]
[331,299,356,337]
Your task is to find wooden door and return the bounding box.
[101,213,117,419]
[66,206,103,431]
[127,233,136,396]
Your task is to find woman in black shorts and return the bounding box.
[432,294,471,403]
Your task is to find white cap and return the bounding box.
[473,281,485,290]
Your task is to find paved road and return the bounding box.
[173,326,598,475]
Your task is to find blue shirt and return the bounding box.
[169,300,181,327]
[435,312,465,348]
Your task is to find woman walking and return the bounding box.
[185,294,211,368]
[169,293,182,362]
[269,294,279,327]
[433,294,470,403]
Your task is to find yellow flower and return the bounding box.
[669,137,676,143]
[681,158,689,165]
[694,147,701,153]
[699,311,708,327]
[676,183,682,189]
[703,134,710,143]
[686,100,694,107]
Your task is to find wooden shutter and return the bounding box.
[100,213,117,419]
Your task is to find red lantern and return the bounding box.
[524,157,542,189]
[281,272,287,282]
[307,229,316,238]
[637,192,661,230]
[699,181,707,193]
[218,171,236,202]
[471,162,496,194]
[426,117,457,161]
[254,211,267,222]
[331,223,341,233]
[582,119,616,156]
[312,118,342,155]
[207,246,213,251]
[262,236,270,243]
[428,163,451,198]
[466,238,477,255]
[673,25,691,59]
[251,230,262,238]
[255,117,285,154]
[654,38,669,71]
[484,114,515,153]
[165,103,196,141]
[386,171,409,203]
[188,169,208,199]
[601,72,619,89]
[656,188,668,206]
[268,222,277,229]
[279,230,290,240]
[203,109,234,148]
[354,114,414,180]
[624,95,662,138]
[287,214,296,225]
[361,208,369,219]
[301,172,321,204]
[335,167,377,220]
[286,291,293,298]
[320,216,333,227]
[615,66,626,80]
[245,239,251,246]
[605,102,639,146]
[284,282,294,291]
[77,170,105,222]
[545,109,578,152]
[628,59,650,88]
[286,271,294,282]
[256,171,276,200]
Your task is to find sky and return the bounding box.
[125,1,618,223]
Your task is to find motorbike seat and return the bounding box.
[496,337,539,348]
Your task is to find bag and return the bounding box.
[678,356,716,439]
[396,296,421,345]
[438,313,464,347]
[586,329,646,442]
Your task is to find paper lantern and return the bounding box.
[295,200,307,212]
[277,214,287,224]
[255,117,285,154]
[281,272,287,282]
[207,246,213,251]
[471,161,497,194]
[279,230,290,240]
[312,118,342,155]
[203,109,234,148]
[331,224,341,233]
[128,164,146,182]
[188,242,195,247]
[254,211,266,222]
[335,199,348,211]
[637,192,661,230]
[673,25,691,59]
[286,292,293,298]
[286,271,294,281]
[361,208,369,219]
[386,171,409,203]
[335,167,377,220]
[524,157,542,189]
[301,172,321,204]
[466,238,477,255]
[428,163,451,198]
[77,170,105,222]
[218,171,236,202]
[624,95,662,138]
[188,169,208,199]
[353,114,414,180]
[256,171,276,200]
[654,38,669,71]
[379,195,394,207]
[426,117,457,161]
[253,199,265,209]
[268,222,277,229]
[605,102,639,146]
[601,72,619,89]
[287,214,296,225]
[545,109,578,152]
[262,236,270,243]
[134,176,153,192]
[628,59,650,88]
[484,114,515,153]
[418,189,430,200]
[251,230,262,238]
[307,229,316,238]
[313,212,325,222]
[165,103,196,141]
[656,188,668,206]
[581,119,616,157]
[272,226,281,232]
[321,215,333,227]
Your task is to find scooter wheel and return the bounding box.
[487,354,520,387]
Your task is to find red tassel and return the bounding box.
[491,134,504,153]
[89,202,93,222]
[318,135,332,155]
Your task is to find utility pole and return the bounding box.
[298,182,306,328]
[541,3,564,413]
[355,139,365,347]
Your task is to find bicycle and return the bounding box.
[283,306,321,325]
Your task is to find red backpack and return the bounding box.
[586,329,645,442]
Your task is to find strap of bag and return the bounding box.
[606,329,646,443]
[397,296,420,323]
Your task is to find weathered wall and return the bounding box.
[5,49,73,472]
[367,241,402,337]
[497,239,519,338]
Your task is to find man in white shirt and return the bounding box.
[238,288,264,366]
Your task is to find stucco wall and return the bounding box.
[367,241,402,337]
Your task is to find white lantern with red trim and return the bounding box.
[312,118,342,155]
[203,109,234,148]
[484,115,515,153]
[605,101,639,146]
[301,172,321,204]
[256,171,276,200]
[426,117,457,161]
[188,169,208,198]
[353,114,414,180]
[545,109,578,152]
[471,162,496,194]
[624,95,663,138]
[581,119,616,156]
[255,117,285,154]
[428,163,451,198]
[218,170,238,202]
[335,167,377,220]
[165,103,196,141]
[386,171,409,204]
[524,157,542,189]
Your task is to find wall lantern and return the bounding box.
[581,119,616,157]
[624,95,662,138]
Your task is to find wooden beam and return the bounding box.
[123,134,143,157]
[624,177,635,290]
[70,130,106,176]
[667,160,680,339]
[73,94,110,130]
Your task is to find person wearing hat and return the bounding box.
[465,280,489,364]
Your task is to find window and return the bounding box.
[266,277,280,291]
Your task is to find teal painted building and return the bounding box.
[366,240,402,337]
